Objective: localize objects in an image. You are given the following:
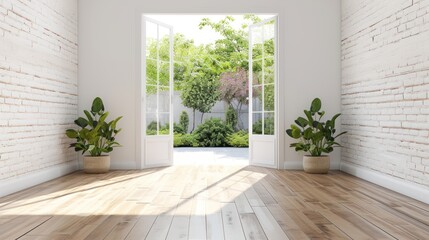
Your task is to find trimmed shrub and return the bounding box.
[179,111,189,133]
[227,131,249,147]
[194,118,233,147]
[174,123,186,134]
[174,134,199,147]
[225,106,238,130]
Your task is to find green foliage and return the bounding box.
[225,106,238,130]
[145,16,277,134]
[66,97,122,156]
[227,131,249,147]
[174,123,186,134]
[146,34,190,90]
[146,129,169,135]
[174,134,199,147]
[179,111,189,133]
[146,121,169,136]
[159,128,170,135]
[199,15,262,72]
[286,98,347,156]
[181,68,220,131]
[147,121,157,131]
[200,16,275,130]
[194,118,233,147]
[146,33,215,91]
[199,15,274,74]
[172,34,202,90]
[252,117,275,135]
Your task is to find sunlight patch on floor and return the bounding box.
[0,166,269,217]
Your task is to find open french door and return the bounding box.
[142,17,174,168]
[249,17,279,168]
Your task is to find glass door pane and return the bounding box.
[248,16,278,169]
[143,17,174,168]
[145,19,172,136]
[250,20,276,136]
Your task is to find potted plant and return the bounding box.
[286,98,346,174]
[66,97,122,173]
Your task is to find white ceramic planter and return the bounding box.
[83,155,110,174]
[303,155,330,174]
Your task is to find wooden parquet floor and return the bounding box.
[0,165,428,239]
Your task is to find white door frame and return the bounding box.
[136,14,284,170]
[248,16,280,169]
[140,16,174,168]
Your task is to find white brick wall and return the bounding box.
[0,0,77,180]
[341,0,429,187]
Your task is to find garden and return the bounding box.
[145,15,275,148]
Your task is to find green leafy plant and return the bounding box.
[227,131,249,147]
[179,111,189,133]
[181,70,220,132]
[286,98,346,156]
[252,117,275,135]
[194,118,233,147]
[146,121,170,135]
[225,106,238,130]
[174,123,186,134]
[66,97,122,156]
[174,134,199,147]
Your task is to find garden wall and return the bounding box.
[341,0,429,202]
[0,0,78,197]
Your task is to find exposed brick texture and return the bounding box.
[0,0,78,180]
[341,0,429,187]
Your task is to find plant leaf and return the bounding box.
[88,145,95,152]
[334,131,347,139]
[111,116,123,130]
[84,110,94,127]
[290,124,300,131]
[304,110,314,125]
[66,129,78,138]
[331,113,341,128]
[91,97,104,113]
[310,98,321,112]
[303,128,312,139]
[74,117,88,128]
[292,129,301,139]
[94,112,109,132]
[295,117,308,128]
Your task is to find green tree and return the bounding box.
[198,15,263,72]
[200,15,275,130]
[179,40,220,132]
[181,69,219,132]
[173,34,199,90]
